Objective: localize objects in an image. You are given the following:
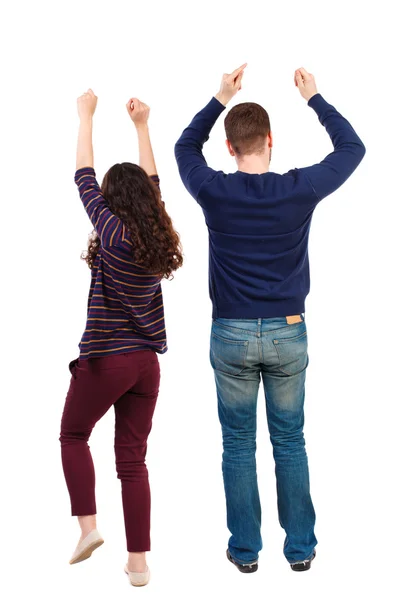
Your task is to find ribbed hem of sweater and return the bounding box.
[212,299,306,320]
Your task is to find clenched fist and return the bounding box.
[294,68,318,102]
[77,88,98,120]
[215,63,247,106]
[126,98,150,128]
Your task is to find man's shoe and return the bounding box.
[290,550,316,572]
[226,549,258,573]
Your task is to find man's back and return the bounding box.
[200,169,318,318]
[175,92,365,319]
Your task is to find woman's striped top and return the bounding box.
[75,167,167,359]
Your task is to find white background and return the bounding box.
[1,0,408,598]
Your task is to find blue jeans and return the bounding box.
[210,316,317,565]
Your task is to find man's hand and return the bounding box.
[77,89,98,121]
[126,98,150,129]
[215,63,247,106]
[294,68,318,102]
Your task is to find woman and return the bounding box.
[60,89,182,587]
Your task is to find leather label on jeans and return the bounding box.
[286,315,302,324]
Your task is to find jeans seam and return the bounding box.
[274,331,307,344]
[213,322,254,335]
[258,338,263,362]
[212,332,249,346]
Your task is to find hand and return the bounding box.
[215,63,247,106]
[77,89,98,120]
[294,68,318,102]
[126,98,150,128]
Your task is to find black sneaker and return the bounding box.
[226,550,258,573]
[290,550,316,572]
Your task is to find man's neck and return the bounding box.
[236,154,270,175]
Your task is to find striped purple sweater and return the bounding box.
[75,167,167,359]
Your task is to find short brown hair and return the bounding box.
[224,102,271,156]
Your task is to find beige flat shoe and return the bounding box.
[69,529,104,565]
[124,564,150,587]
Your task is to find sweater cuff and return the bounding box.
[75,166,95,183]
[307,93,329,115]
[208,96,227,117]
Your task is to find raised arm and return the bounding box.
[75,89,123,247]
[126,98,158,177]
[294,68,366,201]
[175,64,247,200]
[76,88,97,170]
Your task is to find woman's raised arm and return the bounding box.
[76,89,97,170]
[126,98,158,177]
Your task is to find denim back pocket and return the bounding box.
[273,324,308,376]
[210,332,249,376]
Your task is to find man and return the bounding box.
[174,65,365,573]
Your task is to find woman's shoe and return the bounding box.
[124,564,150,587]
[69,529,104,565]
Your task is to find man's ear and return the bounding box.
[268,131,273,149]
[226,139,235,157]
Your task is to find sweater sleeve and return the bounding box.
[174,97,225,199]
[298,94,366,201]
[75,167,124,247]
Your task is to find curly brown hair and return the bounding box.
[82,162,183,279]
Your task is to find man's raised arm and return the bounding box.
[175,64,247,200]
[294,68,366,201]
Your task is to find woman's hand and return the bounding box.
[127,98,157,175]
[126,98,150,129]
[77,89,98,121]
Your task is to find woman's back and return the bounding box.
[76,168,167,359]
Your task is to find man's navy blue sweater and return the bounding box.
[175,94,365,319]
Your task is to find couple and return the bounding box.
[59,64,365,586]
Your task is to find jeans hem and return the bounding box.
[228,548,259,566]
[287,549,316,565]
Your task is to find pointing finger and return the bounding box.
[235,71,244,89]
[231,63,248,78]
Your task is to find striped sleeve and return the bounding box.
[75,167,124,247]
[150,174,164,204]
[150,174,160,189]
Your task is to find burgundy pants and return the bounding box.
[60,350,160,552]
